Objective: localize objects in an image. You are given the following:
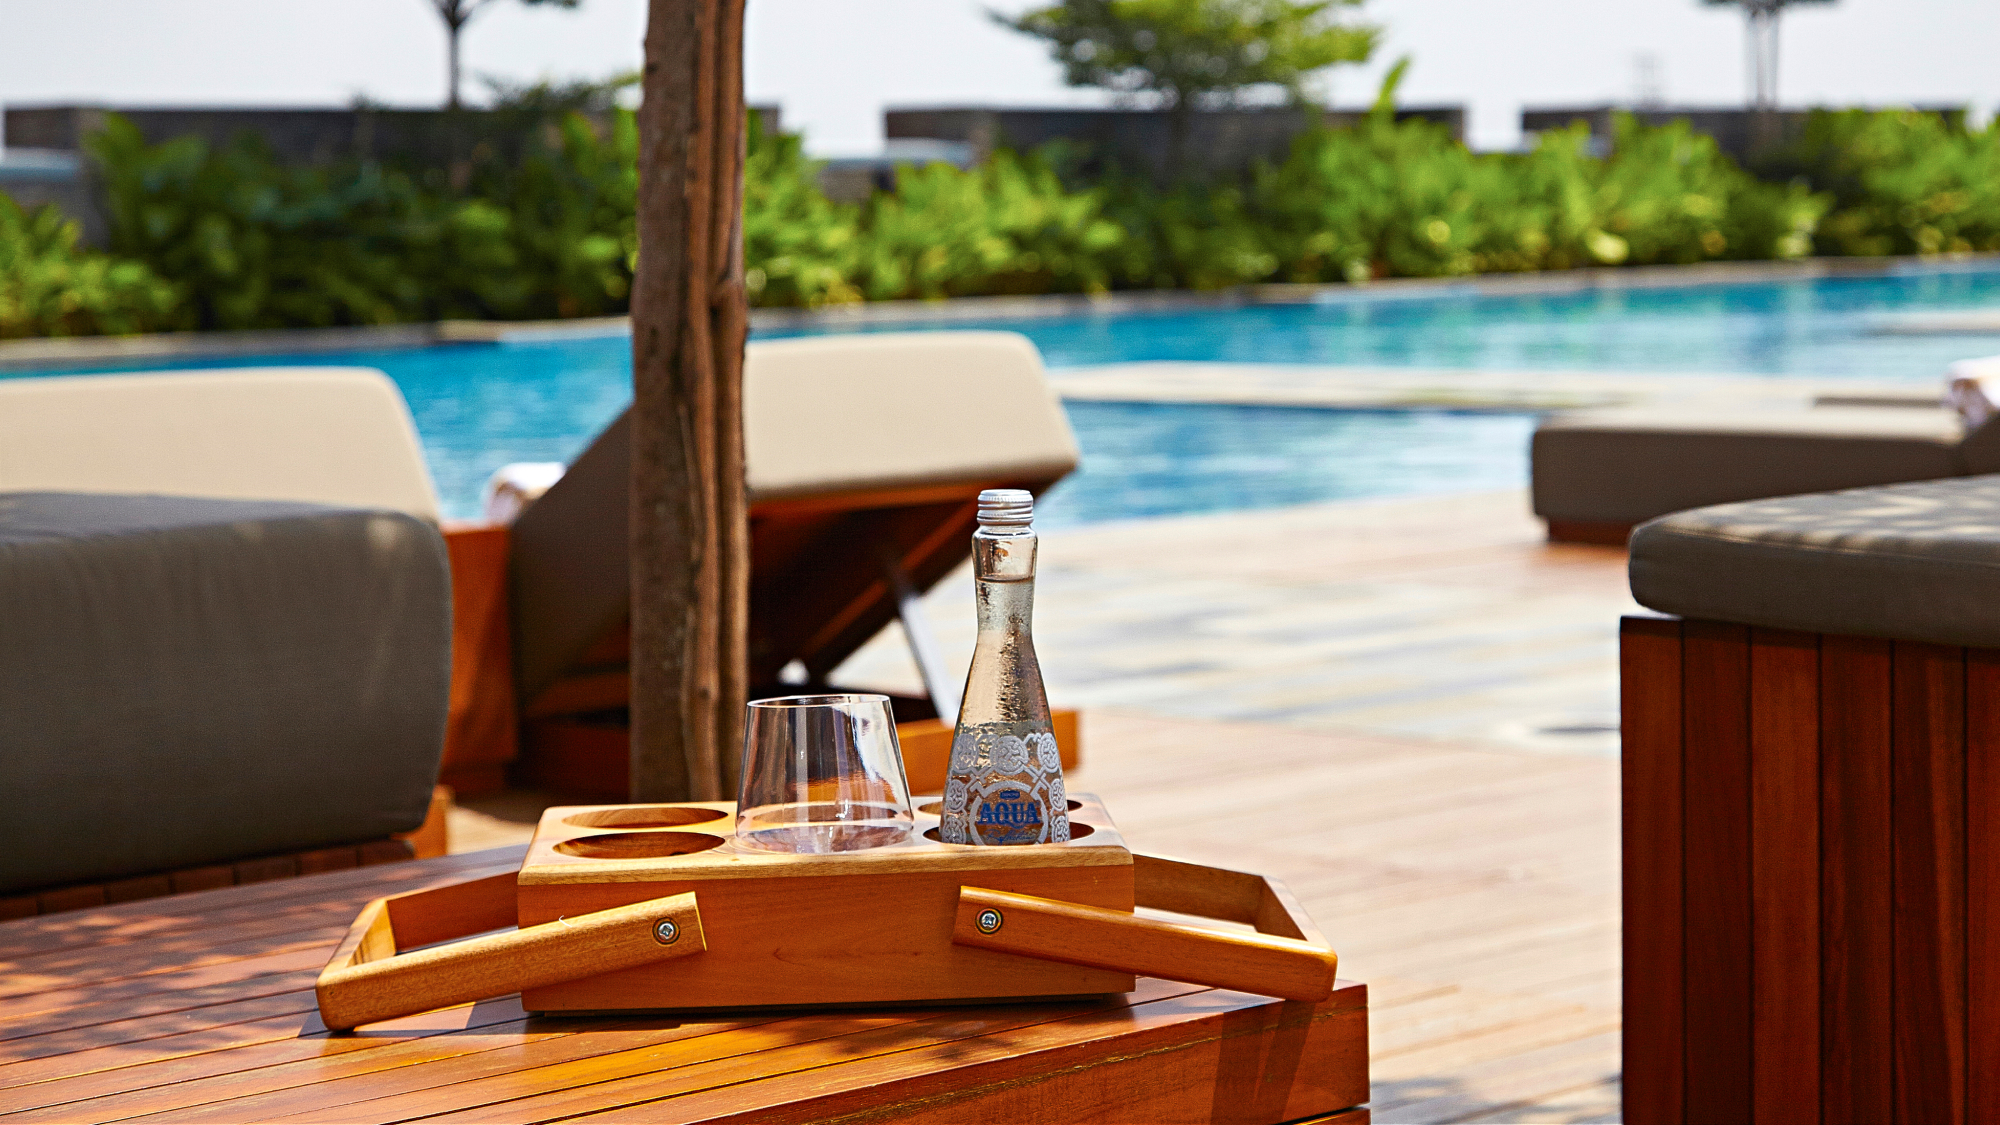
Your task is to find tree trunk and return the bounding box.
[446,20,463,110]
[629,0,750,801]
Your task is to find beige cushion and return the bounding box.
[1629,474,2000,648]
[510,331,1079,705]
[0,368,441,520]
[744,332,1080,501]
[1533,405,1968,526]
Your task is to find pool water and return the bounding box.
[10,262,2000,522]
[784,260,2000,380]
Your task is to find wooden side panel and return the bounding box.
[1680,621,1754,1123]
[1749,628,1820,1124]
[1620,615,1684,1125]
[1891,642,1967,1125]
[1968,649,2000,1125]
[1821,635,1896,1122]
[440,524,519,794]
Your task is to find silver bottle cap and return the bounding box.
[976,489,1034,529]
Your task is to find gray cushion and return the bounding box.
[1533,406,1968,526]
[0,493,450,894]
[1629,474,2000,648]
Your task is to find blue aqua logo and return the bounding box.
[972,788,1046,843]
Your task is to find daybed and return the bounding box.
[0,368,452,916]
[1619,473,2000,1120]
[1535,357,2000,544]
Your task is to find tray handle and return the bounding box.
[316,874,705,1031]
[952,853,1337,1002]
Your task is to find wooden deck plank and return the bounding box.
[0,1002,528,1117]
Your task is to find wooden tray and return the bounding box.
[317,794,1337,1031]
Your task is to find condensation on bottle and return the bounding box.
[941,489,1070,846]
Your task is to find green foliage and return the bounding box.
[852,148,1125,300]
[0,195,179,339]
[484,108,639,318]
[84,109,645,329]
[87,114,523,329]
[742,113,862,307]
[1248,110,1825,283]
[17,100,2000,340]
[1766,108,2000,256]
[999,0,1378,108]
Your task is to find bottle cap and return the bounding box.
[976,488,1034,529]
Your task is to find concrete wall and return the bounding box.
[0,103,779,244]
[3,103,780,170]
[886,105,1466,183]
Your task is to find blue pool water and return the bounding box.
[11,262,2000,521]
[770,260,2000,379]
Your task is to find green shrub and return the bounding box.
[481,108,639,319]
[853,147,1125,300]
[1768,108,2000,256]
[1247,110,1825,284]
[88,114,523,329]
[17,102,1992,340]
[742,112,862,307]
[0,194,180,338]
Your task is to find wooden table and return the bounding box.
[0,848,1369,1124]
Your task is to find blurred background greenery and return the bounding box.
[7,6,2000,341]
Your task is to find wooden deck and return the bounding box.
[453,489,1633,1123]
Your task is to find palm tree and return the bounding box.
[429,0,582,110]
[1703,0,1834,111]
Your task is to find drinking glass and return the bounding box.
[735,694,915,853]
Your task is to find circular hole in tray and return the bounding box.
[555,831,724,859]
[922,823,1094,844]
[562,806,727,830]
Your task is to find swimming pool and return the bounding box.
[773,260,2000,380]
[9,261,2000,522]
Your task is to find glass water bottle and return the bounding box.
[941,489,1070,846]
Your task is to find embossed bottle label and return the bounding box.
[942,722,1069,846]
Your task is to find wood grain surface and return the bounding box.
[1820,634,1895,1123]
[952,886,1338,1002]
[1679,620,1753,1124]
[0,848,1368,1124]
[1748,628,1820,1125]
[1620,614,1683,1125]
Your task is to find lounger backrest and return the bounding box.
[746,332,1080,499]
[510,330,1080,710]
[0,368,441,521]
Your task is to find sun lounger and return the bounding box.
[1532,402,2000,543]
[490,331,1083,797]
[0,492,450,915]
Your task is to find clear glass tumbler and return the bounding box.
[735,694,915,853]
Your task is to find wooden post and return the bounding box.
[628,0,749,801]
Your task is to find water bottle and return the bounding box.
[941,489,1070,846]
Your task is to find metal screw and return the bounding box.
[654,918,680,945]
[976,908,1003,935]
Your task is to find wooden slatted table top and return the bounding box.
[0,848,1369,1124]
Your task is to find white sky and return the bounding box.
[1,0,1994,153]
